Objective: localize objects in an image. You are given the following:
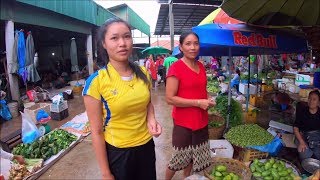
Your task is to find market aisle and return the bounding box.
[39,84,184,179]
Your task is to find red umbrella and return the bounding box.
[199,8,243,25]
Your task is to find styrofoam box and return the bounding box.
[50,101,68,113]
[209,140,234,158]
[295,74,311,86]
[239,83,257,95]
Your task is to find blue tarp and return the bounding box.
[192,24,308,56]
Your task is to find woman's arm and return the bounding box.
[293,127,307,152]
[146,99,162,137]
[84,96,114,180]
[166,76,214,110]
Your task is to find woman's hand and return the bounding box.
[298,141,308,152]
[13,155,25,165]
[197,99,216,110]
[102,172,115,180]
[147,118,162,138]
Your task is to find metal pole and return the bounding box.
[246,56,251,112]
[226,47,232,131]
[169,0,174,51]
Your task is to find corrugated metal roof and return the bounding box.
[151,40,179,50]
[16,0,101,25]
[14,0,148,35]
[108,4,150,36]
[157,0,222,5]
[154,4,217,35]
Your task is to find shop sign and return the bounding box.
[233,31,278,48]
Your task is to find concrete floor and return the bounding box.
[1,85,184,179]
[0,84,301,179]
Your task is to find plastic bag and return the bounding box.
[21,111,40,144]
[0,100,12,121]
[249,136,284,156]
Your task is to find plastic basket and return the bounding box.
[204,157,252,180]
[208,114,226,140]
[233,145,269,162]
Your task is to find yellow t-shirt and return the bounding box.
[83,63,152,148]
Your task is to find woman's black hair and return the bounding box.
[179,31,199,45]
[97,17,149,84]
[236,69,240,76]
[309,90,320,100]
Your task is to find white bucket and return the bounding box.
[7,101,19,118]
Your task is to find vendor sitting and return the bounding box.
[293,90,320,161]
[230,69,240,91]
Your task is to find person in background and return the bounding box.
[145,55,157,89]
[294,90,320,161]
[230,68,241,91]
[156,55,165,84]
[165,31,215,179]
[83,17,162,180]
[0,148,25,164]
[163,54,178,86]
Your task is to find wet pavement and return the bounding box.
[0,84,301,179]
[1,84,184,179]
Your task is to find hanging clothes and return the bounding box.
[25,31,40,82]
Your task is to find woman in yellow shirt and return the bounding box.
[83,17,162,180]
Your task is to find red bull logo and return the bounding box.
[233,31,277,48]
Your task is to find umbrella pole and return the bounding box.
[226,47,232,132]
[246,55,251,112]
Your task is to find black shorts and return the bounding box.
[106,139,156,180]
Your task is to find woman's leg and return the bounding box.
[166,125,193,180]
[136,140,156,180]
[192,126,211,173]
[107,143,135,180]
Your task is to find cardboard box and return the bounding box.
[24,103,50,124]
[249,95,264,107]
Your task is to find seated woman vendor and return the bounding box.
[293,90,320,161]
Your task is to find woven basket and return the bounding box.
[204,157,252,180]
[208,114,226,140]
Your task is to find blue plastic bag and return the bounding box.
[249,137,284,156]
[0,100,12,121]
[21,111,40,143]
[36,109,49,121]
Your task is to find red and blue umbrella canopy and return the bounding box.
[192,23,308,56]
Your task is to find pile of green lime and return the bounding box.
[251,158,299,180]
[209,165,240,180]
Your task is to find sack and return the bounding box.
[249,136,284,156]
[21,111,40,144]
[0,100,12,121]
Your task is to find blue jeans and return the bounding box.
[296,130,320,160]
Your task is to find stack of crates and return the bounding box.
[50,101,69,121]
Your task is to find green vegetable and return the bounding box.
[208,121,224,128]
[12,129,77,160]
[265,162,272,170]
[279,171,288,177]
[215,171,222,177]
[262,170,271,177]
[253,172,262,177]
[264,176,273,180]
[209,95,243,127]
[225,124,274,147]
[216,165,227,172]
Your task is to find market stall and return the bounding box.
[192,23,308,128]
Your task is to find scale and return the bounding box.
[37,117,51,136]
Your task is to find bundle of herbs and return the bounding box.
[13,129,77,160]
[209,95,243,127]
